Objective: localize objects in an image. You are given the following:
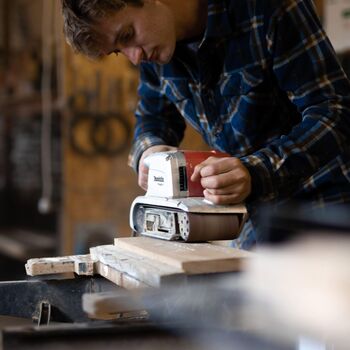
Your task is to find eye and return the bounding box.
[119,27,134,44]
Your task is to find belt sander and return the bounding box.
[129,150,248,242]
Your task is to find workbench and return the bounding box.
[0,236,283,350]
[0,234,314,350]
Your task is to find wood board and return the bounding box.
[90,244,185,288]
[26,237,253,288]
[25,254,94,276]
[114,237,252,274]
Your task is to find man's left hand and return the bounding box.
[191,157,251,205]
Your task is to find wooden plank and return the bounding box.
[114,237,252,274]
[82,291,149,320]
[25,252,148,289]
[25,244,186,288]
[94,261,148,290]
[25,254,94,276]
[90,245,185,287]
[26,238,252,288]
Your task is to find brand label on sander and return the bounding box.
[153,176,165,184]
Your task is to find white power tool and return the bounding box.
[129,150,248,242]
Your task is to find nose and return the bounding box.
[122,46,144,65]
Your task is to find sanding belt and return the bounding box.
[176,210,239,242]
[136,206,240,243]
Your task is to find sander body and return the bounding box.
[129,150,248,242]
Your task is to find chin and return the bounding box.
[158,48,175,65]
[158,57,171,65]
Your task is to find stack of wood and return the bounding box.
[25,236,252,288]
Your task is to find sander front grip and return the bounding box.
[182,213,240,242]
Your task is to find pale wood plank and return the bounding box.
[94,261,148,289]
[26,238,252,287]
[83,291,146,319]
[25,254,95,276]
[114,237,252,274]
[90,245,185,287]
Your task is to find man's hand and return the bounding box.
[138,145,178,190]
[191,156,251,205]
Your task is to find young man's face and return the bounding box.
[95,0,177,65]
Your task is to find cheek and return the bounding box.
[150,14,175,41]
[137,15,176,50]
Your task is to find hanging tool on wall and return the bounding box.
[69,71,130,157]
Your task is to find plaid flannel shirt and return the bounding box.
[128,0,350,248]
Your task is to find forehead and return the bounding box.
[94,4,142,34]
[91,8,129,50]
[91,4,147,54]
[94,11,125,35]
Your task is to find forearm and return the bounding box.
[241,94,350,202]
[240,0,350,203]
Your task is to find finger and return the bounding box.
[200,157,240,178]
[200,168,248,189]
[204,178,250,198]
[205,182,246,196]
[191,156,229,182]
[138,163,149,190]
[191,164,205,182]
[139,145,178,187]
[203,189,247,205]
[138,175,148,190]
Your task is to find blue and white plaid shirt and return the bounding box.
[128,0,350,248]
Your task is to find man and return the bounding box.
[61,0,350,249]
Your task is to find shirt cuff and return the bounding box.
[128,133,167,173]
[240,154,276,203]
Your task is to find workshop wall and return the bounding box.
[0,0,60,279]
[61,53,141,254]
[0,0,59,228]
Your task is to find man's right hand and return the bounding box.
[138,145,178,190]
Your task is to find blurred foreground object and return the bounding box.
[244,235,350,347]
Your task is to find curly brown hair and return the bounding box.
[61,0,144,59]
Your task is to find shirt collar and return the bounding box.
[200,0,234,46]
